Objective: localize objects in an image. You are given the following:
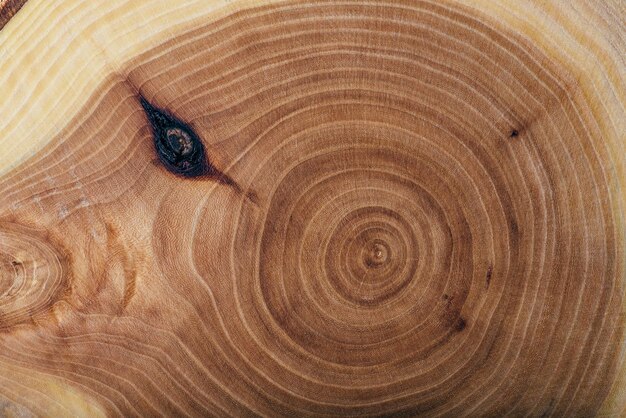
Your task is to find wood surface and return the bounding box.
[0,0,624,416]
[0,0,26,30]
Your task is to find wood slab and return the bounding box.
[0,0,624,416]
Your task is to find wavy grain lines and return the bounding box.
[0,0,624,416]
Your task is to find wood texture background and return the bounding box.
[0,0,624,416]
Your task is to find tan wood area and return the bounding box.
[0,0,624,416]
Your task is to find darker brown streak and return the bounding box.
[454,317,467,332]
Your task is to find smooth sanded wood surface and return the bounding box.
[0,0,624,416]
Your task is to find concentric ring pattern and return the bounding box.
[0,0,623,416]
[174,1,623,415]
[0,222,69,330]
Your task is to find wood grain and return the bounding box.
[0,0,624,416]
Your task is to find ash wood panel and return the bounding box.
[0,0,624,416]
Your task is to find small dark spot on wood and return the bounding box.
[508,218,520,248]
[441,294,466,332]
[11,260,20,266]
[139,96,257,205]
[485,264,492,288]
[140,97,211,178]
[454,317,466,332]
[539,398,555,418]
[510,129,519,138]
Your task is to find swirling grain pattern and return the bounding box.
[0,0,624,416]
